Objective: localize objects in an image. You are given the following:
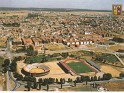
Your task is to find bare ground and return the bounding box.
[100,65,121,77]
[101,81,124,91]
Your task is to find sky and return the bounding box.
[0,0,123,10]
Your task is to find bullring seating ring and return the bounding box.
[22,63,50,77]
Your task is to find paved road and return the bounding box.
[5,38,26,91]
[0,85,3,91]
[114,54,124,66]
[2,46,124,57]
[27,78,124,91]
[8,71,26,91]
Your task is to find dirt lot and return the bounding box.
[17,60,77,80]
[109,44,124,52]
[88,43,124,53]
[44,43,68,51]
[100,65,121,77]
[60,84,97,91]
[101,81,124,91]
[40,61,77,80]
[0,11,28,17]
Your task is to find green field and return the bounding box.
[67,61,94,73]
[101,54,119,62]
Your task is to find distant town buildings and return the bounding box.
[0,11,124,51]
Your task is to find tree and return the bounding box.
[85,76,90,81]
[81,76,85,82]
[94,83,97,88]
[3,59,10,67]
[38,83,41,90]
[43,78,49,90]
[60,78,63,89]
[56,78,58,83]
[76,77,81,83]
[23,76,29,81]
[103,73,112,80]
[13,72,23,81]
[74,80,76,87]
[46,84,49,91]
[28,45,34,51]
[70,79,73,83]
[38,78,43,83]
[30,77,36,82]
[10,62,17,72]
[27,77,36,89]
[93,83,97,88]
[98,76,101,81]
[18,56,22,61]
[43,78,49,85]
[120,73,124,78]
[69,54,75,57]
[48,78,55,84]
[92,83,95,88]
[17,74,23,81]
[2,59,17,72]
[13,72,19,78]
[27,81,31,91]
[11,61,17,67]
[23,76,36,89]
[93,76,97,81]
[13,57,18,62]
[61,53,68,58]
[84,76,90,85]
[68,78,71,83]
[63,78,65,84]
[2,67,7,73]
[34,50,38,56]
[26,45,35,56]
[90,77,94,81]
[86,81,88,85]
[32,82,38,89]
[38,78,42,90]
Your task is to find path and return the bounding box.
[114,53,124,66]
[8,71,26,91]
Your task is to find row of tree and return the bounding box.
[75,74,112,84]
[1,70,113,91]
[2,59,17,73]
[3,23,20,27]
[26,45,38,56]
[25,45,70,64]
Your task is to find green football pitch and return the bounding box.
[67,61,94,73]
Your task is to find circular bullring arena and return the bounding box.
[22,63,50,77]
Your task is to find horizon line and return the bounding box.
[0,7,113,11]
